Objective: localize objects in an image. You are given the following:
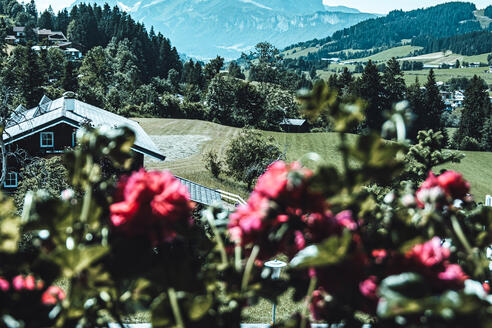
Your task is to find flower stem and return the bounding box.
[301,276,317,328]
[241,245,260,292]
[207,212,228,267]
[235,245,242,272]
[450,215,472,254]
[168,287,185,328]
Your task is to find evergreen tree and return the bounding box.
[423,69,445,134]
[455,75,491,144]
[382,57,406,108]
[480,117,492,151]
[309,66,317,80]
[407,78,426,141]
[358,60,384,131]
[339,67,353,90]
[228,62,245,79]
[62,60,78,92]
[38,7,54,30]
[204,56,224,81]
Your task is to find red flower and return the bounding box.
[416,171,470,208]
[372,249,388,264]
[42,286,66,305]
[0,277,9,291]
[436,171,470,200]
[110,169,193,244]
[24,275,36,290]
[415,172,445,208]
[483,282,490,294]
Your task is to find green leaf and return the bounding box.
[290,229,351,269]
[187,294,213,321]
[53,245,108,278]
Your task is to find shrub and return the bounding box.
[204,149,223,178]
[225,128,283,188]
[459,136,481,150]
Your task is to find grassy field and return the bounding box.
[402,66,492,85]
[136,118,492,205]
[350,45,423,62]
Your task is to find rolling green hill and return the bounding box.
[135,118,492,203]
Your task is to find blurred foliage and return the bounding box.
[0,82,491,328]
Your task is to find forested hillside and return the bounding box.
[414,30,492,56]
[285,2,485,60]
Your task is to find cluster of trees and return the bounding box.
[401,61,424,71]
[325,59,447,140]
[0,1,306,131]
[485,5,492,19]
[452,75,492,151]
[414,30,492,56]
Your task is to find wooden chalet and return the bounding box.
[3,94,222,206]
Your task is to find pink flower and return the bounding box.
[12,275,25,291]
[309,288,328,321]
[24,275,36,290]
[436,171,470,200]
[359,276,378,300]
[403,238,467,291]
[335,210,357,231]
[254,161,292,200]
[406,237,449,267]
[437,264,467,288]
[0,277,9,291]
[42,286,66,305]
[110,169,193,244]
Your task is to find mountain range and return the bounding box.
[70,0,378,59]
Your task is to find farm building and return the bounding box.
[2,93,221,206]
[280,118,309,133]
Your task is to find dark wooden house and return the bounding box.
[280,118,309,133]
[3,94,222,206]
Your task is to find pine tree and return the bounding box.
[480,117,492,151]
[407,78,426,142]
[455,75,491,145]
[228,62,245,79]
[62,60,78,92]
[382,57,406,109]
[423,69,446,137]
[339,67,353,90]
[358,60,384,131]
[15,45,44,107]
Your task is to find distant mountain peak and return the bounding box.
[70,0,376,59]
[324,5,361,14]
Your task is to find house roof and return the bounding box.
[176,176,221,206]
[281,118,307,126]
[4,95,165,161]
[13,26,25,32]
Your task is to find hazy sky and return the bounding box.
[26,0,492,13]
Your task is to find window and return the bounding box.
[40,132,54,147]
[72,131,77,147]
[4,172,17,188]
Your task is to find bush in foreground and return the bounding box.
[0,83,491,327]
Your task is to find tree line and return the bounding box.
[413,30,492,56]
